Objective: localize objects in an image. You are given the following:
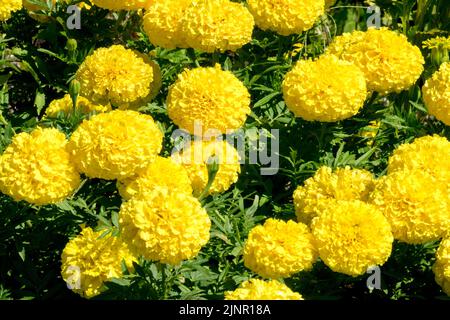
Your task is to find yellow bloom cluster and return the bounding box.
[282,55,367,122]
[225,279,303,300]
[167,65,251,135]
[243,218,318,279]
[433,237,450,296]
[327,28,425,94]
[119,187,211,265]
[143,0,192,50]
[311,200,393,276]
[369,170,449,244]
[422,62,450,126]
[247,0,324,36]
[387,135,450,187]
[61,227,136,298]
[171,139,241,196]
[45,94,111,117]
[117,156,193,200]
[91,0,150,10]
[422,36,450,50]
[180,0,254,53]
[67,110,163,180]
[0,127,80,205]
[293,166,376,225]
[75,45,160,108]
[0,0,22,21]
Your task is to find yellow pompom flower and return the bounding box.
[243,218,318,279]
[67,110,163,180]
[75,45,159,108]
[369,170,450,244]
[61,227,136,299]
[171,139,241,196]
[117,156,193,200]
[180,0,254,52]
[143,0,192,49]
[327,28,424,94]
[282,54,367,122]
[45,94,111,117]
[311,200,393,276]
[91,0,150,10]
[387,135,450,188]
[0,127,80,206]
[0,0,22,21]
[167,65,251,135]
[433,237,450,296]
[119,187,211,265]
[293,166,376,225]
[225,279,303,300]
[247,0,324,36]
[422,62,450,125]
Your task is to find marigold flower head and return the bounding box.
[422,36,450,50]
[247,0,324,36]
[327,28,424,94]
[75,45,159,108]
[387,135,450,188]
[180,0,254,52]
[119,187,211,265]
[243,218,318,279]
[369,170,450,244]
[0,127,80,205]
[143,0,192,49]
[282,54,367,122]
[422,62,450,125]
[433,237,450,296]
[225,279,303,300]
[167,64,251,135]
[117,156,193,200]
[67,110,163,180]
[91,0,150,10]
[171,139,241,196]
[293,166,376,225]
[61,227,136,298]
[311,200,393,276]
[1,0,22,21]
[45,94,111,117]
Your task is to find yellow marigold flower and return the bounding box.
[293,166,376,225]
[75,45,158,108]
[422,62,450,125]
[387,135,450,188]
[171,139,241,196]
[433,237,450,296]
[327,28,425,94]
[359,120,381,146]
[422,36,450,50]
[67,110,163,180]
[180,0,255,52]
[91,0,150,10]
[61,227,136,299]
[0,127,80,206]
[45,94,111,117]
[117,156,193,200]
[243,218,318,279]
[225,279,303,300]
[143,0,192,49]
[247,0,324,36]
[119,187,211,265]
[311,200,393,276]
[369,170,450,244]
[167,64,251,135]
[0,0,22,21]
[282,54,367,122]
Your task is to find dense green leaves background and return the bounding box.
[0,0,449,300]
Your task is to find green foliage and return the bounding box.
[0,0,449,300]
